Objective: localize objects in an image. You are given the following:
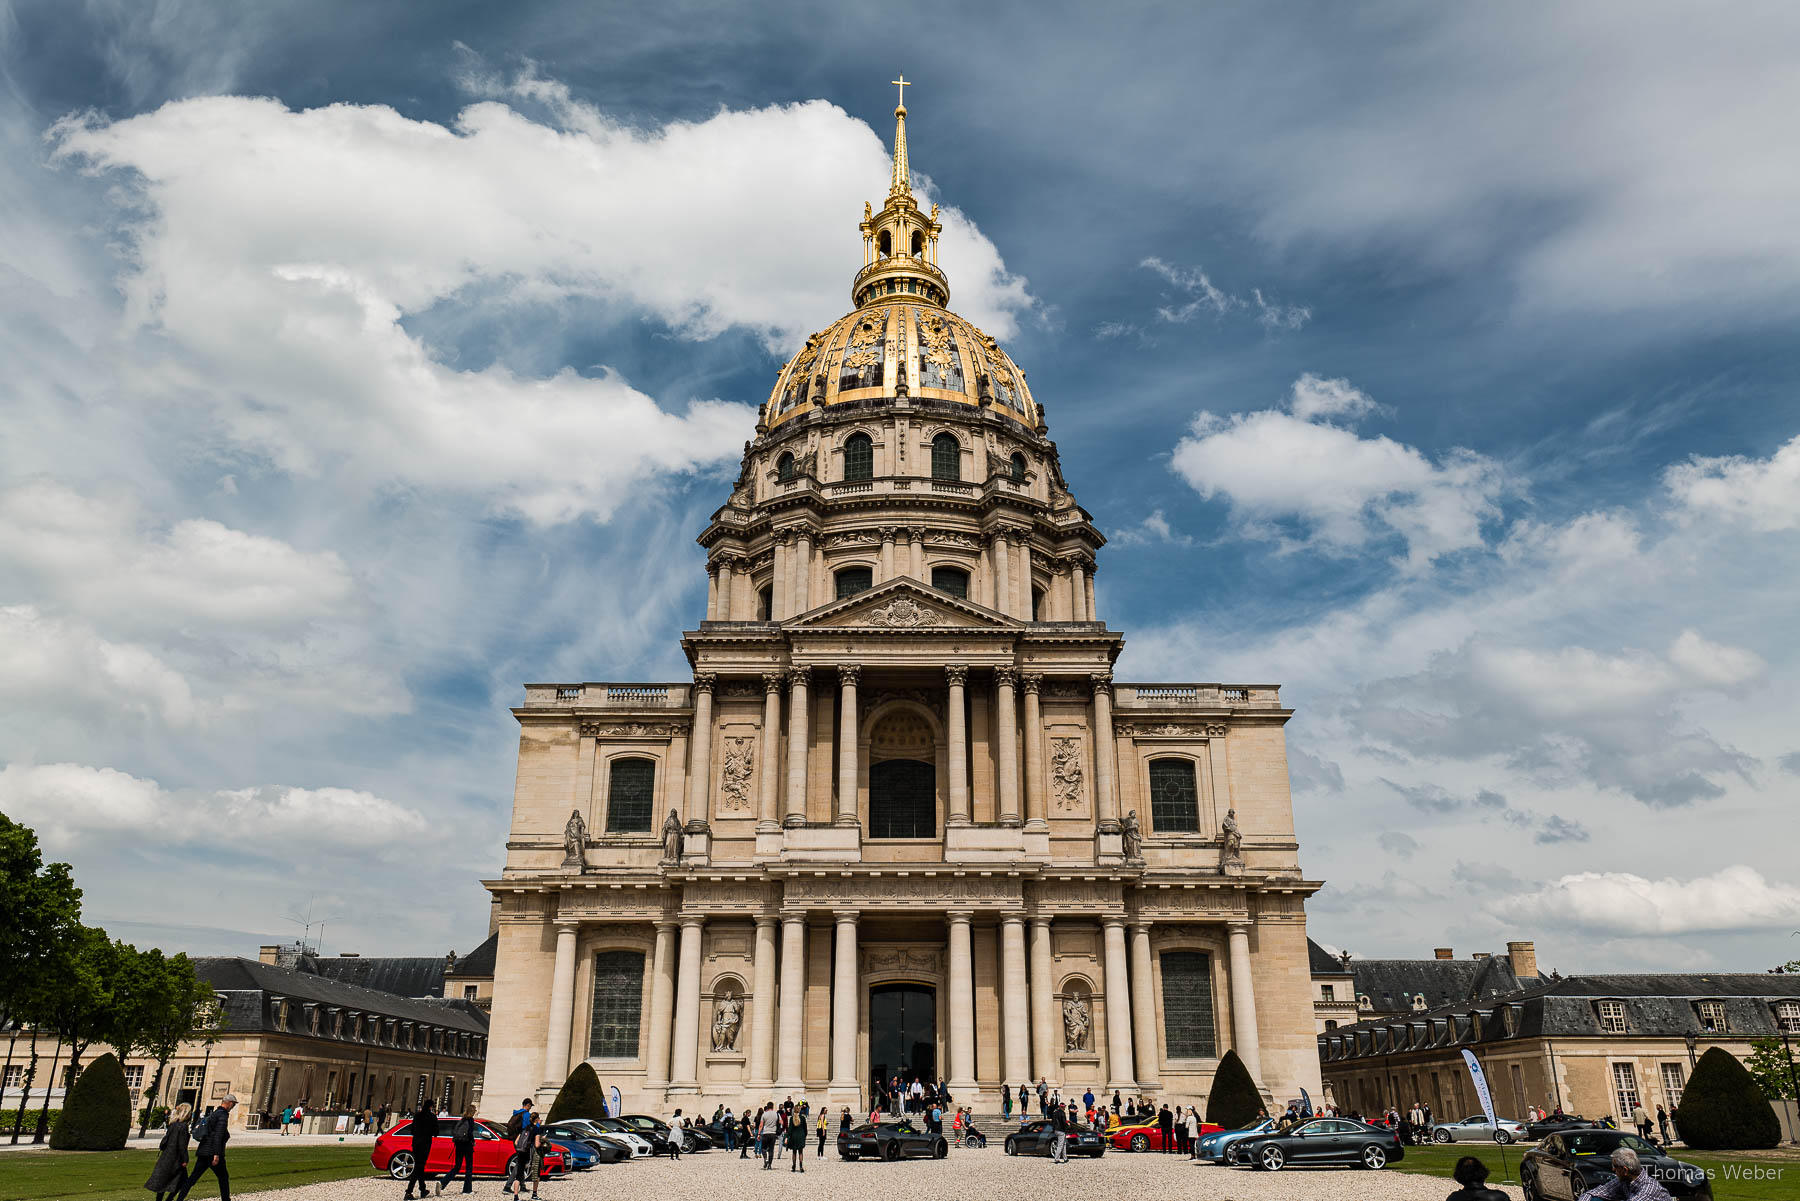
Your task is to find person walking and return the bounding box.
[173,1093,236,1201]
[434,1104,476,1196]
[816,1108,828,1156]
[145,1102,193,1201]
[403,1098,439,1200]
[1185,1106,1201,1159]
[1631,1102,1653,1142]
[1001,1083,1012,1120]
[785,1107,807,1172]
[759,1103,780,1169]
[1158,1102,1174,1153]
[1656,1104,1671,1145]
[1049,1099,1068,1163]
[502,1111,541,1200]
[278,1106,292,1137]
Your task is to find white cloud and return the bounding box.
[1502,866,1800,936]
[1169,377,1504,570]
[1110,509,1192,547]
[1664,432,1800,532]
[0,761,429,858]
[1139,256,1310,331]
[1666,628,1766,691]
[0,605,201,729]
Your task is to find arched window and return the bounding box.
[1010,452,1027,482]
[843,433,874,481]
[931,433,961,480]
[605,758,656,833]
[758,585,773,620]
[776,452,796,482]
[1031,587,1044,620]
[835,566,873,599]
[911,230,925,257]
[877,230,891,258]
[930,566,969,599]
[1147,758,1200,833]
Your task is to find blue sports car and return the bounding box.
[544,1135,599,1170]
[1196,1118,1277,1164]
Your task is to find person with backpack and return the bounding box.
[435,1104,477,1195]
[758,1103,780,1169]
[173,1093,235,1201]
[502,1105,540,1200]
[402,1098,438,1200]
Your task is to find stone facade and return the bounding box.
[480,91,1323,1117]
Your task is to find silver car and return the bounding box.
[1431,1114,1529,1144]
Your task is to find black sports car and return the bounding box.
[837,1120,948,1161]
[1524,1113,1600,1140]
[620,1114,700,1154]
[1229,1117,1405,1171]
[1004,1119,1106,1158]
[1521,1129,1712,1199]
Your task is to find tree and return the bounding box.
[1744,1037,1800,1103]
[0,813,84,1145]
[546,1063,606,1123]
[30,926,119,1143]
[1674,1046,1781,1150]
[49,1051,130,1151]
[126,956,217,1137]
[1205,1049,1263,1129]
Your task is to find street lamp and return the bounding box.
[1684,1034,1697,1071]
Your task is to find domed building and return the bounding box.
[481,87,1323,1118]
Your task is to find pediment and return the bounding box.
[786,577,1018,631]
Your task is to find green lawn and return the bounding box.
[0,1144,376,1200]
[1391,1142,1800,1200]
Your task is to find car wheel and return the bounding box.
[1258,1145,1285,1172]
[884,1141,901,1162]
[1130,1133,1149,1152]
[1520,1167,1541,1201]
[387,1151,414,1181]
[1362,1145,1388,1170]
[1434,1129,1452,1143]
[934,1139,948,1159]
[1004,1137,1017,1156]
[1496,1131,1514,1145]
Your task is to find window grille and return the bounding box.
[1660,1062,1685,1108]
[605,759,656,833]
[1147,759,1199,833]
[1010,452,1027,482]
[1612,1062,1640,1118]
[1596,1001,1627,1033]
[836,567,873,599]
[776,453,795,482]
[182,1065,204,1088]
[1777,1000,1800,1034]
[931,434,961,480]
[843,434,873,481]
[930,567,968,598]
[589,950,646,1058]
[1159,951,1217,1058]
[1695,1000,1727,1033]
[869,759,935,839]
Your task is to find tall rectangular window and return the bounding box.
[1660,1062,1685,1108]
[589,950,646,1059]
[1612,1062,1640,1118]
[605,759,656,833]
[1147,759,1200,833]
[1510,1063,1526,1115]
[1159,950,1217,1058]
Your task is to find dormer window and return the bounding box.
[1502,1006,1519,1037]
[1694,1000,1728,1033]
[1776,1000,1800,1034]
[1596,1000,1628,1033]
[1357,993,1372,1010]
[1411,994,1428,1011]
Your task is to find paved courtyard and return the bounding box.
[246,1143,1522,1201]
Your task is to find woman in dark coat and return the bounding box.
[785,1108,807,1173]
[144,1103,192,1200]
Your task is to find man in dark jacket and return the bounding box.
[436,1105,477,1195]
[174,1093,236,1201]
[1158,1103,1174,1153]
[404,1100,439,1199]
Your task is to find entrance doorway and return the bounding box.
[869,983,937,1102]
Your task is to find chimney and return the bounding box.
[1473,952,1491,960]
[1434,948,1453,960]
[339,952,359,958]
[1507,940,1538,980]
[258,945,280,965]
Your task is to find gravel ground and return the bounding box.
[241,1143,1523,1201]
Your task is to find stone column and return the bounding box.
[991,531,1011,617]
[945,666,970,826]
[541,920,579,1086]
[978,539,993,607]
[999,913,1031,1086]
[1069,559,1088,621]
[1028,916,1057,1085]
[1129,920,1160,1090]
[1091,674,1120,830]
[705,563,719,621]
[1084,570,1096,620]
[685,673,716,829]
[1021,675,1047,830]
[836,665,860,827]
[747,915,778,1087]
[776,914,807,1090]
[784,669,809,827]
[1227,922,1264,1085]
[947,911,977,1096]
[829,911,860,1094]
[1101,917,1137,1092]
[879,526,897,582]
[668,916,706,1092]
[645,921,678,1096]
[908,526,926,580]
[717,557,735,620]
[793,530,814,615]
[759,674,783,831]
[1014,533,1033,618]
[772,532,790,621]
[994,667,1021,826]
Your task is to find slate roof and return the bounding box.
[446,933,497,979]
[195,957,489,1036]
[1309,938,1352,976]
[1345,955,1534,1013]
[303,954,448,999]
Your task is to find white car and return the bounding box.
[585,1119,654,1157]
[1431,1114,1529,1144]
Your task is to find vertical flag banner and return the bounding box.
[608,1085,621,1118]
[1461,1048,1497,1126]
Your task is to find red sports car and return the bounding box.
[370,1118,567,1180]
[1107,1117,1221,1152]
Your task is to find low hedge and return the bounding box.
[0,1108,63,1133]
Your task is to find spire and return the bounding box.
[889,75,911,197]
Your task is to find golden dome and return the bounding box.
[765,300,1036,427]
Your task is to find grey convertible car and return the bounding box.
[837,1120,948,1161]
[1431,1113,1530,1144]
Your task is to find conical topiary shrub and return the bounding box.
[1205,1048,1263,1129]
[1675,1046,1780,1150]
[546,1062,607,1123]
[49,1053,130,1150]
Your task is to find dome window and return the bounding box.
[776,452,796,482]
[911,230,925,257]
[877,230,891,258]
[931,433,962,481]
[930,567,968,599]
[843,433,873,481]
[1010,452,1027,482]
[758,586,773,620]
[835,566,873,599]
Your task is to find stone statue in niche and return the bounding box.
[562,809,587,871]
[1050,738,1084,810]
[710,991,743,1052]
[1121,809,1143,861]
[720,737,754,811]
[662,808,684,862]
[1062,994,1091,1052]
[1220,807,1243,871]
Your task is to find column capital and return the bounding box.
[999,909,1027,926]
[1131,916,1154,934]
[838,663,862,686]
[775,527,796,545]
[780,910,809,926]
[1090,671,1113,695]
[879,525,898,544]
[553,917,581,931]
[907,525,927,541]
[655,918,680,935]
[1029,913,1053,930]
[832,909,861,925]
[679,913,707,929]
[794,527,814,545]
[693,671,718,694]
[1226,919,1254,934]
[994,665,1018,688]
[1021,672,1043,695]
[945,909,975,924]
[762,671,785,694]
[945,664,969,687]
[1100,914,1130,930]
[786,666,812,689]
[754,913,780,930]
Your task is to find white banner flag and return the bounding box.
[1461,1048,1498,1128]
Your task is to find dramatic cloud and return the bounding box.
[1139,256,1310,331]
[1665,432,1800,532]
[1170,376,1505,570]
[1502,866,1800,936]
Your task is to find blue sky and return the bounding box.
[3,1,1798,974]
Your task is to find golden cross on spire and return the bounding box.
[891,75,909,109]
